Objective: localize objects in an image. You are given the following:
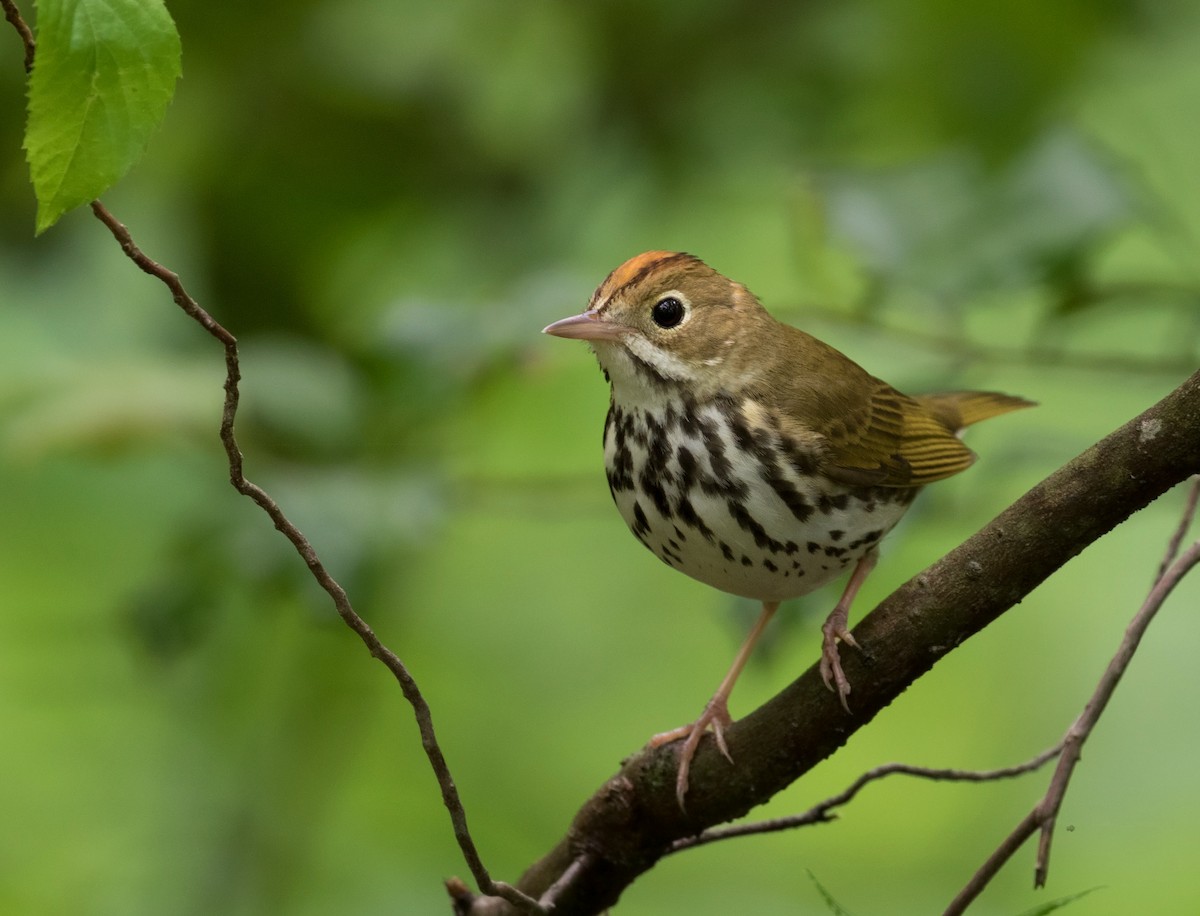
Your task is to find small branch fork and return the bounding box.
[2,5,539,913]
[668,750,1063,853]
[944,476,1200,915]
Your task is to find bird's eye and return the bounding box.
[651,296,685,329]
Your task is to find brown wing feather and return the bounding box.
[823,386,1034,488]
[752,324,1033,488]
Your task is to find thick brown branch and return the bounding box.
[465,370,1200,916]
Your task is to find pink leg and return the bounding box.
[649,601,779,808]
[819,548,878,711]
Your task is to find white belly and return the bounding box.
[603,399,914,603]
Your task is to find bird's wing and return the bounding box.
[820,385,1033,487]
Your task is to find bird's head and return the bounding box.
[543,251,770,400]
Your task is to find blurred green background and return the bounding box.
[2,1,1200,914]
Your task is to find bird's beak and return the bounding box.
[542,310,626,342]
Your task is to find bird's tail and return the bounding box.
[916,391,1036,433]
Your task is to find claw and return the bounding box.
[650,697,735,808]
[820,621,854,713]
[818,549,879,713]
[648,601,780,807]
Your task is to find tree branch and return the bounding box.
[668,749,1062,853]
[461,370,1200,915]
[0,0,34,73]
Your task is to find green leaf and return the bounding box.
[806,870,856,916]
[24,0,181,233]
[1013,886,1104,916]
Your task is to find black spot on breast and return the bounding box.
[728,500,785,553]
[761,456,813,522]
[677,496,716,543]
[848,529,884,550]
[607,436,634,492]
[782,435,819,476]
[639,467,672,518]
[644,412,670,468]
[632,501,651,537]
[676,445,698,490]
[818,493,850,514]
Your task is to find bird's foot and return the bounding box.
[819,610,859,713]
[649,696,735,809]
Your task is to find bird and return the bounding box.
[543,251,1033,806]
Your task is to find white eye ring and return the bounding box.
[650,291,688,329]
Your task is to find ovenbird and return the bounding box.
[544,251,1032,805]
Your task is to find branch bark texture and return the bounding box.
[466,369,1200,915]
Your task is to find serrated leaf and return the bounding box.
[25,0,181,233]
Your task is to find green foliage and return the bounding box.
[819,131,1132,302]
[1014,886,1103,915]
[808,869,857,916]
[24,0,180,232]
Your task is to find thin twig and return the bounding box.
[0,0,34,73]
[2,6,537,910]
[1156,477,1200,582]
[944,507,1200,914]
[90,205,546,913]
[670,749,1062,852]
[86,212,545,912]
[1032,537,1200,887]
[541,854,598,910]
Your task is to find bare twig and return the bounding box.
[2,6,537,911]
[671,749,1062,853]
[0,0,34,73]
[541,854,599,909]
[91,210,546,910]
[1156,477,1200,581]
[944,496,1200,915]
[83,207,538,916]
